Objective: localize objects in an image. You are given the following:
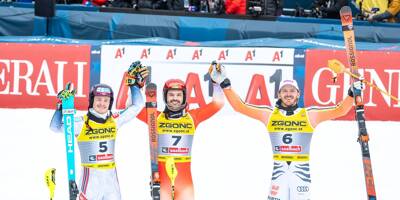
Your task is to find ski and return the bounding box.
[145,82,160,200]
[61,83,79,200]
[340,6,377,200]
[45,168,56,200]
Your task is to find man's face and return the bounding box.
[278,85,300,107]
[92,96,111,114]
[166,89,184,111]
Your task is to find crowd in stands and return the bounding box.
[1,0,399,22]
[291,0,399,23]
[360,0,400,22]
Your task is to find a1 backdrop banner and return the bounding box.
[101,45,295,113]
[305,49,400,121]
[0,43,91,110]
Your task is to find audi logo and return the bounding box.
[296,186,309,192]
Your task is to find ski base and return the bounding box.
[146,82,160,200]
[150,182,161,200]
[69,180,79,200]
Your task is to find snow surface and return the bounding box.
[1,108,399,200]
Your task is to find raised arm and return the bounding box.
[207,61,272,125]
[115,85,145,128]
[223,87,272,125]
[49,85,83,135]
[49,109,63,133]
[307,80,364,127]
[120,86,162,125]
[307,95,353,127]
[115,61,148,127]
[189,83,224,126]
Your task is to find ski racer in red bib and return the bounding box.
[50,61,148,200]
[135,66,225,200]
[208,63,364,200]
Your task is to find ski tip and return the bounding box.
[340,6,353,24]
[340,6,352,14]
[45,168,56,186]
[146,83,157,90]
[145,83,157,96]
[65,82,72,90]
[64,82,76,95]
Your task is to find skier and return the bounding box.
[135,66,225,200]
[49,61,148,200]
[208,63,364,200]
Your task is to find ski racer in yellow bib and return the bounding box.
[136,76,225,200]
[268,107,314,162]
[157,108,196,163]
[50,61,148,200]
[208,63,364,200]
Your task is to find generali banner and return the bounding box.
[0,43,91,109]
[305,49,400,121]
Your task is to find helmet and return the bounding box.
[163,79,187,109]
[278,79,299,92]
[88,84,114,110]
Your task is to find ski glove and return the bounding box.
[208,61,231,88]
[56,82,76,110]
[126,61,149,88]
[348,78,365,98]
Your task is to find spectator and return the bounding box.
[313,0,349,18]
[82,0,108,6]
[225,0,246,15]
[210,0,225,14]
[368,0,400,22]
[356,0,388,17]
[165,0,184,10]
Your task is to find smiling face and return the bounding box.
[92,96,111,114]
[278,85,300,107]
[166,89,184,111]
